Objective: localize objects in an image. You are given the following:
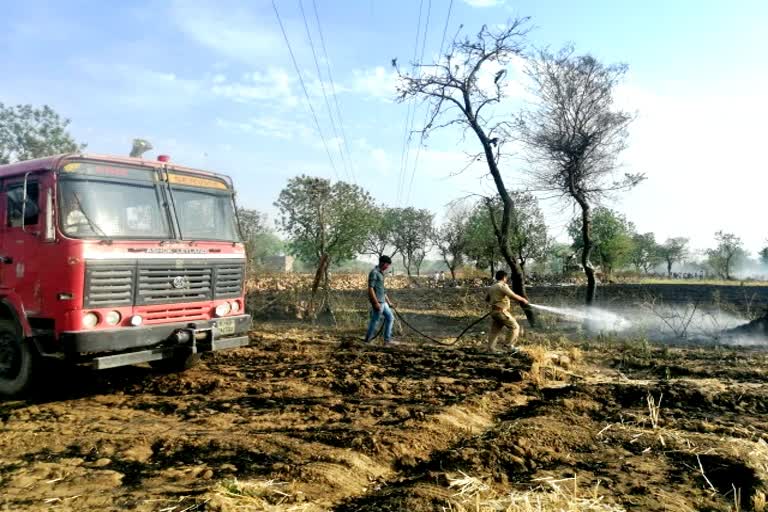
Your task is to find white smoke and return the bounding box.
[530,302,765,346]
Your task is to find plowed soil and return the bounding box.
[2,288,768,511]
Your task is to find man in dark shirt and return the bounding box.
[365,255,395,343]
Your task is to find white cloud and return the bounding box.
[462,0,505,7]
[371,148,389,175]
[211,68,299,106]
[216,116,313,140]
[352,66,399,101]
[73,60,205,108]
[170,0,285,63]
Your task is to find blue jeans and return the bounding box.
[365,303,394,342]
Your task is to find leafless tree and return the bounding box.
[518,46,644,305]
[396,20,537,324]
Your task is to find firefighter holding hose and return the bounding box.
[485,270,529,352]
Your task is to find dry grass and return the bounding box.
[519,344,585,386]
[568,346,583,365]
[442,473,625,512]
[207,478,323,512]
[646,393,663,429]
[752,490,767,512]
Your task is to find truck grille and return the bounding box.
[215,264,245,298]
[137,265,213,305]
[84,259,245,308]
[141,304,209,324]
[84,266,135,307]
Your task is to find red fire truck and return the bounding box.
[0,153,251,396]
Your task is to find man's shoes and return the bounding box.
[384,339,402,346]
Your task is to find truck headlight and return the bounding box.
[230,300,240,313]
[82,312,99,329]
[215,302,232,317]
[105,311,121,326]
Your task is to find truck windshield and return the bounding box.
[170,187,240,241]
[58,161,240,241]
[59,179,172,239]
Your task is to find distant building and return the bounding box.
[264,255,295,273]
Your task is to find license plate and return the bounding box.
[217,318,236,336]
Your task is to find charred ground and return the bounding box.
[1,284,767,511]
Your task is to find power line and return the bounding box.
[405,0,432,207]
[396,0,426,206]
[311,0,358,184]
[272,0,340,181]
[406,0,454,206]
[299,0,353,183]
[437,0,455,55]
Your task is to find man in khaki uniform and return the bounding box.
[485,270,529,351]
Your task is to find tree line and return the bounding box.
[1,101,763,288]
[242,179,768,289]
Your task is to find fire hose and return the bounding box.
[366,306,491,346]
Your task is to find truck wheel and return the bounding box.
[0,320,36,397]
[149,352,201,373]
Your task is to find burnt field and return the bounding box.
[1,284,768,511]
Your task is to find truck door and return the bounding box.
[1,175,43,314]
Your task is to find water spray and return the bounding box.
[529,303,633,331]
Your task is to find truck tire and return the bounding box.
[0,320,36,397]
[149,352,201,373]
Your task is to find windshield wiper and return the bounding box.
[71,192,111,241]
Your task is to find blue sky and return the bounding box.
[2,0,767,255]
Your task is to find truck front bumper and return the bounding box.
[60,315,252,369]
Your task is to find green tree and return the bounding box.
[760,246,768,266]
[237,208,283,274]
[541,242,576,275]
[391,207,434,277]
[275,176,375,311]
[470,194,549,276]
[568,207,634,278]
[361,205,399,259]
[508,193,549,275]
[706,231,745,280]
[657,237,689,277]
[520,47,643,304]
[433,208,469,280]
[464,202,502,278]
[629,232,661,273]
[0,103,86,164]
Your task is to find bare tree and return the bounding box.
[396,21,537,324]
[519,46,643,305]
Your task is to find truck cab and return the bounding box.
[0,154,251,396]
